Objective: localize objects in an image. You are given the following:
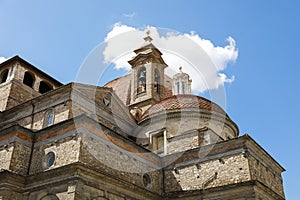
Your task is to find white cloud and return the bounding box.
[123,12,136,19]
[103,23,238,93]
[0,57,7,65]
[105,22,136,41]
[186,34,238,71]
[0,56,6,64]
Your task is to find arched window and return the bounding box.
[154,69,160,93]
[137,67,146,94]
[44,110,55,127]
[176,82,180,94]
[182,81,186,94]
[39,81,53,94]
[23,71,35,88]
[0,69,9,84]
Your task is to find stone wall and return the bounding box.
[30,136,80,175]
[19,101,71,130]
[75,182,127,200]
[137,114,236,155]
[0,87,71,131]
[71,85,136,134]
[6,81,40,110]
[15,62,60,91]
[167,129,222,155]
[0,126,33,176]
[0,78,38,111]
[9,142,32,175]
[0,58,62,113]
[0,146,13,171]
[248,155,284,198]
[165,180,283,200]
[26,116,162,199]
[164,154,250,192]
[0,82,11,111]
[0,151,27,199]
[254,182,284,200]
[27,182,74,200]
[0,188,23,200]
[79,131,162,195]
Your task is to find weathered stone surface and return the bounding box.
[0,55,285,199]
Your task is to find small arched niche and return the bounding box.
[0,69,9,84]
[23,71,35,88]
[39,81,53,94]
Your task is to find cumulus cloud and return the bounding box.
[103,23,238,93]
[0,56,6,64]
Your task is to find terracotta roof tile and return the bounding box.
[142,94,226,120]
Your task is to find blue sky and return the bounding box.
[0,0,299,199]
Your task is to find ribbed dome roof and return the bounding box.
[173,71,190,79]
[142,94,227,120]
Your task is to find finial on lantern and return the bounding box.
[146,29,150,36]
[144,27,153,43]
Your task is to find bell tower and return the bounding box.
[0,56,62,111]
[128,30,168,112]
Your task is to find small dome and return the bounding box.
[141,94,227,120]
[173,67,190,79]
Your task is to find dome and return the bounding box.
[141,94,227,120]
[173,70,190,79]
[138,94,239,144]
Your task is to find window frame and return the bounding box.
[23,71,35,88]
[149,129,167,155]
[43,109,55,128]
[39,81,53,94]
[137,66,147,94]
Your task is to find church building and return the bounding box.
[0,33,285,199]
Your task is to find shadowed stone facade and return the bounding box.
[0,36,285,200]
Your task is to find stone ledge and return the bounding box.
[164,180,285,200]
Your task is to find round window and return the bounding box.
[142,173,152,188]
[43,151,56,170]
